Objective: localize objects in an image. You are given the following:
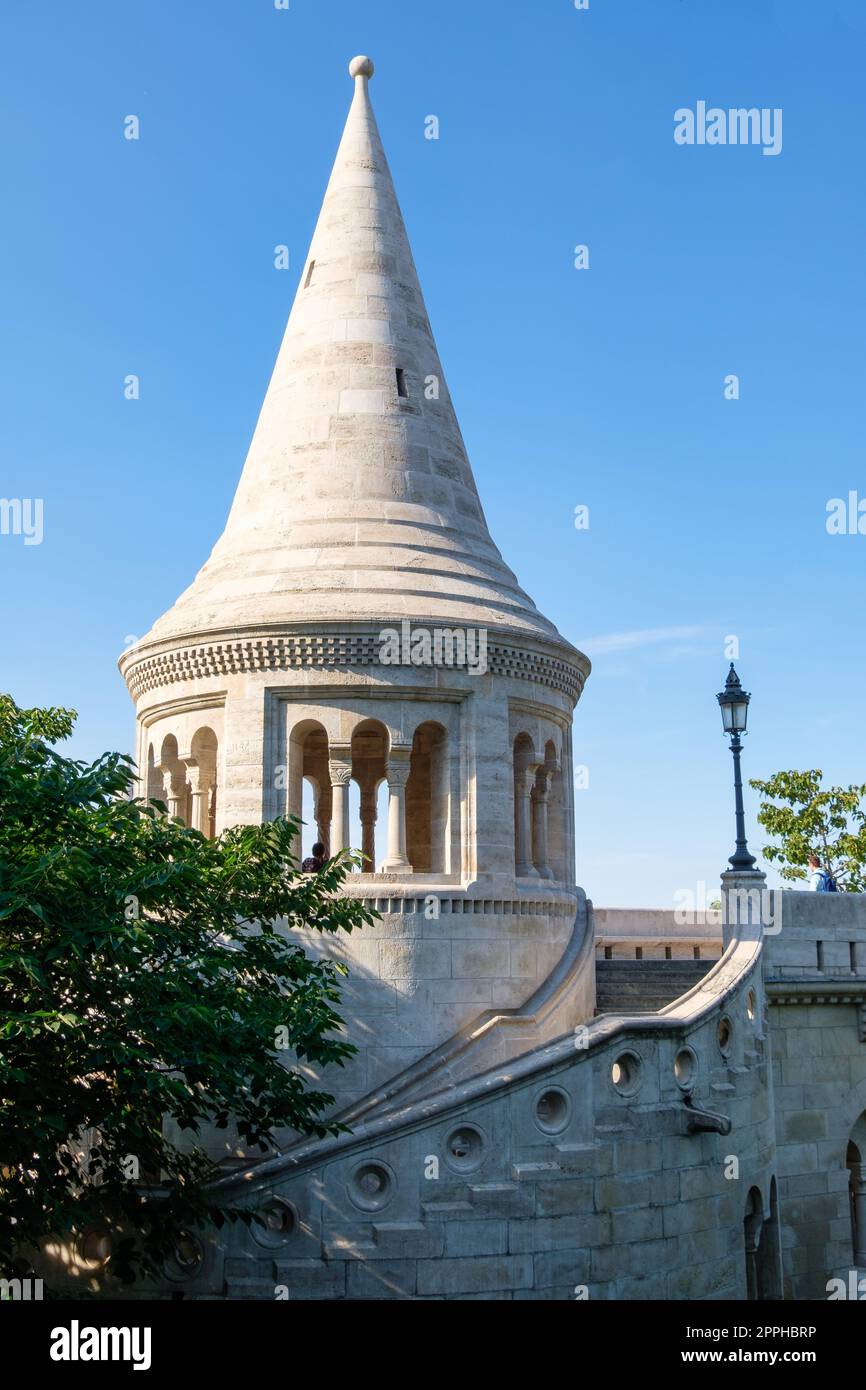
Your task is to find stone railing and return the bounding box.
[593,907,723,961]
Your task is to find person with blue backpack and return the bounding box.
[807,852,839,892]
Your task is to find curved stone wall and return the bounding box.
[144,901,777,1300]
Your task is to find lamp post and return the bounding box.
[717,663,757,871]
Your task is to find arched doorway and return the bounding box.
[756,1176,783,1299]
[847,1118,866,1269]
[743,1187,764,1301]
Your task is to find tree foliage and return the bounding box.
[749,768,866,890]
[0,695,376,1285]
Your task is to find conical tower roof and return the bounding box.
[137,57,576,655]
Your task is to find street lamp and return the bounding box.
[717,663,757,871]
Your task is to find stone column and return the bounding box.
[159,765,185,822]
[720,868,768,950]
[360,787,378,871]
[851,1163,866,1268]
[563,724,577,889]
[328,753,352,856]
[315,784,332,858]
[532,767,554,880]
[186,764,214,836]
[515,768,538,878]
[382,751,412,874]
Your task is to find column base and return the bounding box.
[381,858,413,875]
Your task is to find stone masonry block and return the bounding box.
[444,1220,508,1258]
[346,1259,417,1299]
[274,1259,347,1300]
[416,1255,533,1297]
[451,942,511,978]
[533,1248,591,1289]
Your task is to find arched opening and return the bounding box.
[288,721,332,858]
[159,733,178,764]
[350,720,388,872]
[145,742,162,806]
[300,777,319,864]
[743,1187,764,1301]
[540,739,567,883]
[375,777,388,870]
[530,739,560,881]
[348,779,362,870]
[513,733,538,878]
[848,1130,866,1268]
[158,734,188,826]
[756,1176,783,1300]
[189,726,218,838]
[406,722,449,874]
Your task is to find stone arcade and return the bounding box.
[110,57,866,1301]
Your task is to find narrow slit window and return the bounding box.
[396,368,408,398]
[304,260,316,289]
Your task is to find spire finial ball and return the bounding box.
[349,55,374,80]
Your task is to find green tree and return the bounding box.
[749,769,866,890]
[0,695,376,1286]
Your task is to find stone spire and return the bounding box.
[138,56,573,651]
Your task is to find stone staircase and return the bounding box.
[595,958,719,1016]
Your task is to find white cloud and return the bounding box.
[576,625,709,656]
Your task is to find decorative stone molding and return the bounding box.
[766,980,866,1041]
[335,894,577,917]
[120,634,587,703]
[385,750,412,786]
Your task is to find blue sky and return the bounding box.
[1,0,863,906]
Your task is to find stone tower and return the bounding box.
[120,56,593,1130]
[107,59,866,1307]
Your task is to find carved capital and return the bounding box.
[533,766,552,802]
[386,753,411,790]
[158,763,181,796]
[516,768,536,799]
[184,761,211,796]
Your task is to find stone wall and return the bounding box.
[49,885,866,1300]
[284,884,584,1131]
[593,907,723,961]
[763,891,866,1298]
[145,902,777,1300]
